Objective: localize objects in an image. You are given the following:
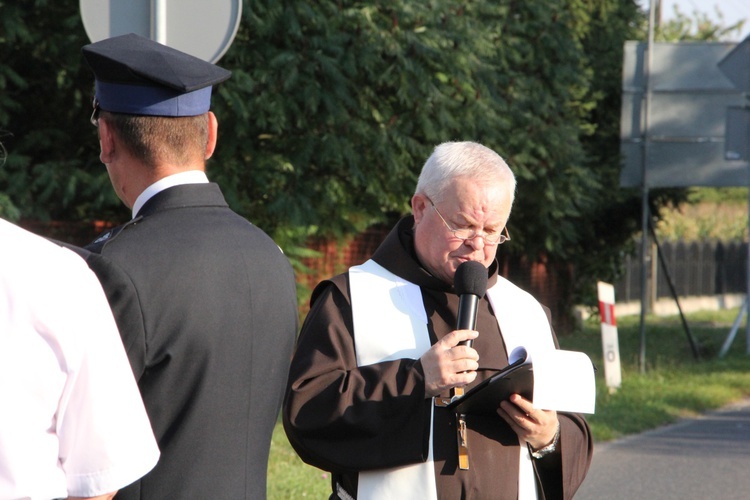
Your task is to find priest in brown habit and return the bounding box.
[283,141,593,500]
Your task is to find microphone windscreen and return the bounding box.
[454,261,488,297]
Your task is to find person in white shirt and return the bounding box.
[0,217,159,500]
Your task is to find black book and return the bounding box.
[445,347,596,416]
[446,353,533,416]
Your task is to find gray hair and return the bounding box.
[414,141,516,206]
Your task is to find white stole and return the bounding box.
[486,277,556,500]
[349,260,554,500]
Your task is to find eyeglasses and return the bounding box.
[428,197,510,245]
[90,98,101,127]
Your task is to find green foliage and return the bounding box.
[1,0,731,320]
[214,0,522,245]
[687,187,748,204]
[0,0,125,223]
[555,0,648,307]
[211,0,646,315]
[656,4,746,41]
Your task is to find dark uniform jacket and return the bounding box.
[76,182,298,499]
[283,216,592,500]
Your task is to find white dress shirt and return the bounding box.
[0,218,160,499]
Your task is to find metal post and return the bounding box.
[151,0,167,44]
[639,191,649,374]
[648,222,701,360]
[650,241,658,310]
[719,299,746,358]
[720,166,750,357]
[639,0,658,374]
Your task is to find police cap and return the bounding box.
[82,33,232,117]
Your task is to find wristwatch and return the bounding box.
[529,423,560,459]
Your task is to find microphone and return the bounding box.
[453,261,488,348]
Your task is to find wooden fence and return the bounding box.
[615,240,748,304]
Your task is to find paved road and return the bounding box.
[575,398,750,500]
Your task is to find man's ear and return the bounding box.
[98,118,115,164]
[205,111,218,160]
[411,193,429,224]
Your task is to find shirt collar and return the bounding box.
[132,170,209,218]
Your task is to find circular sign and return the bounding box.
[80,0,241,63]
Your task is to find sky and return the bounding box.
[656,0,750,41]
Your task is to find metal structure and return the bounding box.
[620,41,749,188]
[620,7,750,365]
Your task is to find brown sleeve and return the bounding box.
[282,277,433,473]
[534,413,593,500]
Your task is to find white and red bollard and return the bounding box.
[597,282,622,393]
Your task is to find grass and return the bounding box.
[267,307,750,498]
[268,420,331,498]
